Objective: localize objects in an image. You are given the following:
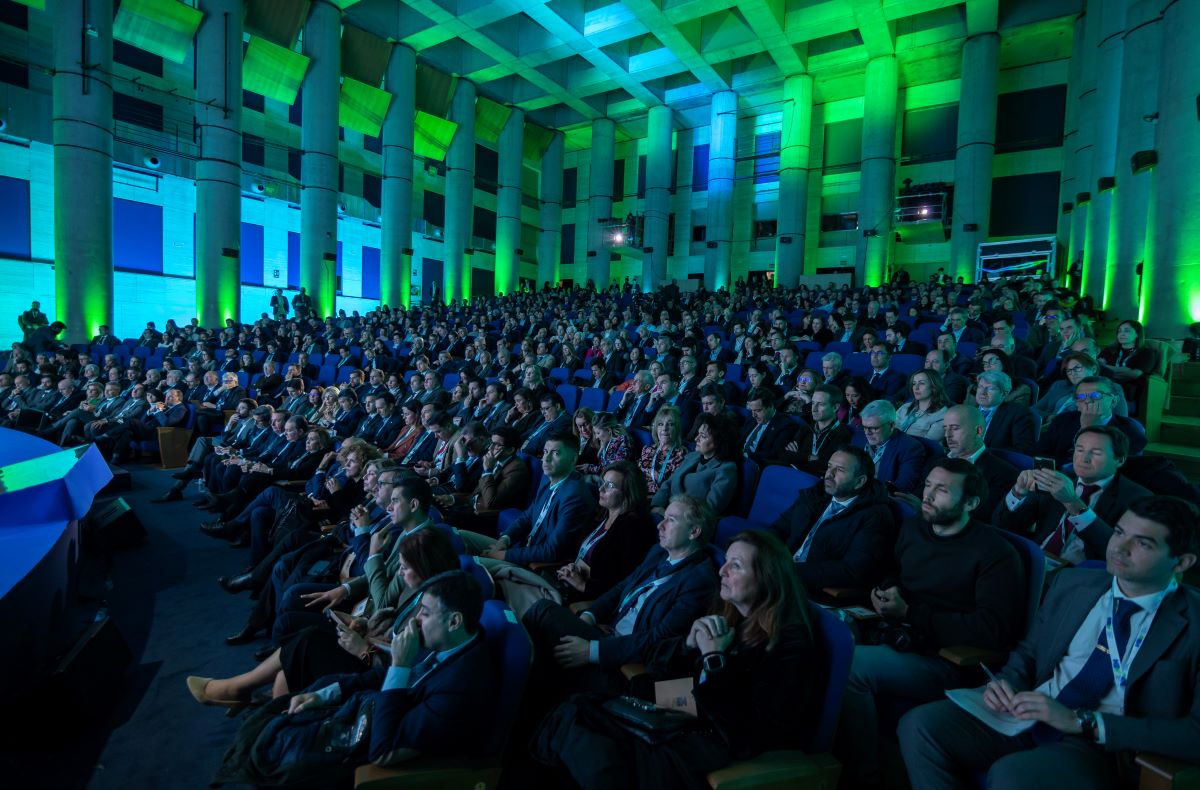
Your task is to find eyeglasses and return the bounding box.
[861,424,886,433]
[1074,391,1108,401]
[600,480,619,490]
[1064,366,1088,375]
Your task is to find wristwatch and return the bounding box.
[1074,708,1098,741]
[702,652,727,673]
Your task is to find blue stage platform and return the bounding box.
[0,428,111,694]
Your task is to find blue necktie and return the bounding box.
[1033,597,1141,743]
[409,652,440,687]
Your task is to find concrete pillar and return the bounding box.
[950,33,999,283]
[382,45,415,309]
[1085,0,1128,304]
[856,55,898,287]
[705,90,737,292]
[495,107,524,296]
[642,105,672,291]
[1071,9,1100,292]
[444,79,476,304]
[1107,0,1160,320]
[194,0,242,328]
[537,131,564,289]
[775,74,813,289]
[299,0,341,319]
[1142,0,1200,335]
[53,0,114,343]
[1057,14,1088,272]
[587,117,615,289]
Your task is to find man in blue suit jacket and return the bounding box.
[852,399,927,494]
[281,572,497,765]
[459,433,596,567]
[522,494,719,682]
[865,343,909,401]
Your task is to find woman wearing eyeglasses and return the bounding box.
[553,461,656,602]
[1033,352,1129,422]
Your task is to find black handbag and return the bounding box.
[600,695,700,745]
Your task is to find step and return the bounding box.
[1167,394,1200,417]
[1159,416,1200,447]
[1172,362,1200,382]
[1144,442,1200,481]
[1172,378,1200,399]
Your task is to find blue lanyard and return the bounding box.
[1106,579,1176,688]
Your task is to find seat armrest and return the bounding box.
[938,645,1008,667]
[1136,752,1200,790]
[568,600,593,614]
[822,587,866,602]
[528,561,563,573]
[620,663,646,681]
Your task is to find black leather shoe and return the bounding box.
[229,533,250,549]
[150,488,183,503]
[201,522,236,540]
[218,573,255,594]
[253,645,277,661]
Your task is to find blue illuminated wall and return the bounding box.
[0,176,31,259]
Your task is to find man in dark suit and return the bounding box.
[740,388,795,467]
[865,343,909,401]
[836,314,870,348]
[459,433,596,567]
[615,371,656,429]
[1034,377,1146,465]
[520,390,573,456]
[100,387,188,462]
[941,404,1020,518]
[521,494,718,678]
[195,371,248,435]
[769,445,896,597]
[22,377,85,433]
[996,425,1151,566]
[90,324,119,347]
[703,332,734,363]
[977,371,1037,451]
[926,349,970,404]
[586,358,619,391]
[936,333,975,377]
[944,307,986,345]
[900,496,1200,789]
[52,380,126,445]
[852,399,927,494]
[887,323,928,359]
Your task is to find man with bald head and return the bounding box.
[942,404,1020,518]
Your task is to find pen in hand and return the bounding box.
[981,664,1018,717]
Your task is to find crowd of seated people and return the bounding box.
[6,269,1199,789]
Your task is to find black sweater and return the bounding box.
[889,517,1026,652]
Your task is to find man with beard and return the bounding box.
[835,459,1027,788]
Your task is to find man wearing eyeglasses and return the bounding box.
[1033,377,1147,466]
[976,371,1037,453]
[851,400,926,494]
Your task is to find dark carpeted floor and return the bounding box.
[6,462,275,789]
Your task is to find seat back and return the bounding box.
[736,459,761,517]
[459,554,495,599]
[992,527,1044,635]
[578,388,605,412]
[891,354,924,376]
[747,465,819,525]
[991,448,1033,470]
[479,600,534,757]
[807,606,855,753]
[555,384,580,413]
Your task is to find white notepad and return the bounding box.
[945,687,1036,737]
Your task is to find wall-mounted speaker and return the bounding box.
[220,247,239,258]
[1097,176,1116,192]
[322,252,337,262]
[1062,202,1074,214]
[779,236,793,244]
[862,229,879,238]
[401,247,413,256]
[1130,150,1158,175]
[586,250,598,257]
[705,240,718,248]
[962,223,979,232]
[1075,191,1091,204]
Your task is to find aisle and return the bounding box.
[85,465,264,789]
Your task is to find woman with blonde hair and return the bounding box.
[638,404,686,495]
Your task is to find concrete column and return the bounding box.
[950,33,999,283]
[775,74,812,289]
[382,45,415,309]
[856,55,898,287]
[587,117,615,289]
[52,0,113,343]
[537,131,564,289]
[642,105,672,291]
[1057,14,1087,270]
[194,0,242,328]
[1143,0,1200,335]
[443,79,476,304]
[1085,0,1128,304]
[1107,0,1160,320]
[705,90,737,292]
[299,0,341,319]
[1071,9,1100,292]
[495,107,524,296]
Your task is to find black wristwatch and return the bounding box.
[1074,708,1098,742]
[702,652,727,673]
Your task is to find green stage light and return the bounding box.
[414,111,458,161]
[242,35,310,106]
[339,77,392,138]
[113,0,203,65]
